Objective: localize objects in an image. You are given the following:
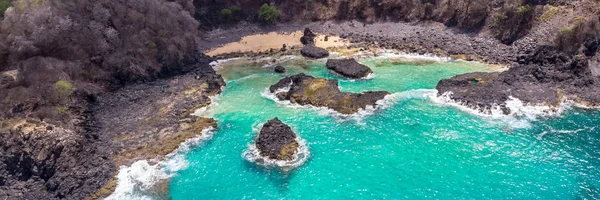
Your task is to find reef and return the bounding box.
[269,73,390,114]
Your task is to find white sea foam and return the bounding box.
[209,57,243,70]
[242,125,310,171]
[261,87,430,122]
[106,128,216,200]
[427,91,585,129]
[192,90,225,118]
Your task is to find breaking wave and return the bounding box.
[106,128,216,200]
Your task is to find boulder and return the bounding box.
[270,74,390,114]
[274,65,286,73]
[256,118,298,161]
[301,45,329,59]
[300,28,316,45]
[326,58,373,79]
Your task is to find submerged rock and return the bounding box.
[269,74,390,114]
[256,118,299,161]
[436,45,600,114]
[274,65,286,73]
[326,58,373,79]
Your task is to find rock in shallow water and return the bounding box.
[269,73,390,114]
[274,65,286,73]
[256,118,298,161]
[326,58,373,79]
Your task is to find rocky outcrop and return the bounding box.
[256,118,298,161]
[300,28,329,59]
[269,73,390,114]
[436,45,600,114]
[301,45,330,59]
[326,58,373,79]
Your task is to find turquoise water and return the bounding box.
[170,57,600,199]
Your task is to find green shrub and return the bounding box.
[258,4,280,24]
[56,106,68,115]
[0,0,13,18]
[54,80,75,103]
[516,5,532,14]
[540,5,561,22]
[320,5,327,13]
[221,9,233,19]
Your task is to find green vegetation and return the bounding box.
[516,5,532,14]
[540,5,561,22]
[221,9,233,20]
[556,16,588,54]
[56,106,68,115]
[54,80,75,103]
[0,0,13,18]
[258,4,280,24]
[320,5,327,13]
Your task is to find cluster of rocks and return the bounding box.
[269,73,390,115]
[300,28,330,59]
[436,45,600,113]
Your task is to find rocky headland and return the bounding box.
[326,58,373,79]
[437,45,600,114]
[255,118,299,161]
[269,73,390,114]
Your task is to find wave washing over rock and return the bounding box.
[106,128,216,200]
[242,124,310,171]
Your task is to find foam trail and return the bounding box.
[261,88,434,122]
[106,128,216,200]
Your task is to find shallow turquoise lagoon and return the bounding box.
[170,56,600,199]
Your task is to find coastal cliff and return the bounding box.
[0,0,598,199]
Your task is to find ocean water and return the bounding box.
[167,55,600,199]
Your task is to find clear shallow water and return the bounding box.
[170,56,600,199]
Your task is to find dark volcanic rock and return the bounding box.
[274,65,286,73]
[256,118,298,161]
[436,46,600,114]
[300,28,317,45]
[326,58,373,79]
[270,74,390,114]
[299,28,329,59]
[301,45,330,59]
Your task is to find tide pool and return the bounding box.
[169,55,600,199]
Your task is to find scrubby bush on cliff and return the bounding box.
[555,16,600,55]
[0,0,11,18]
[258,4,280,24]
[490,4,535,44]
[0,0,203,120]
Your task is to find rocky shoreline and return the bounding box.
[200,22,529,65]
